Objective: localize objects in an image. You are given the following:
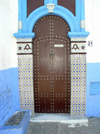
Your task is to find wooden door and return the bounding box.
[33,16,70,113]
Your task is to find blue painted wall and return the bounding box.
[86,63,100,117]
[14,0,100,118]
[0,68,19,128]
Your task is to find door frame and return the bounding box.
[33,15,71,113]
[14,0,89,118]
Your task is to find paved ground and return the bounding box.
[27,117,100,134]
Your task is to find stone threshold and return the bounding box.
[30,113,88,124]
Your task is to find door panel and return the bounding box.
[33,16,70,113]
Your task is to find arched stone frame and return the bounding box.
[14,0,89,118]
[14,0,89,38]
[25,6,78,33]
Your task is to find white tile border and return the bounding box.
[71,38,86,42]
[17,39,33,42]
[17,43,32,53]
[71,43,86,53]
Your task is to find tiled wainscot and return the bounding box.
[71,55,86,118]
[18,55,34,115]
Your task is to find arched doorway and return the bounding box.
[33,15,71,113]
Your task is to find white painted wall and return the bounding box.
[0,0,18,70]
[0,0,99,70]
[85,0,100,63]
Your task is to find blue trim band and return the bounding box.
[18,0,22,21]
[14,33,35,39]
[44,0,57,5]
[14,0,89,39]
[76,0,81,31]
[25,5,78,33]
[68,32,89,38]
[81,0,85,20]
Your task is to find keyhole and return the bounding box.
[49,53,54,58]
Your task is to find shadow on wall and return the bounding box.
[0,68,19,128]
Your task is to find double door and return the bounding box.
[33,16,70,113]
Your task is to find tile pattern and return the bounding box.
[71,55,86,117]
[17,43,32,54]
[18,55,34,115]
[18,54,87,119]
[71,43,86,53]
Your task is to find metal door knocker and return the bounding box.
[49,53,54,58]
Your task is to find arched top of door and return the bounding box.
[25,5,77,33]
[14,0,89,39]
